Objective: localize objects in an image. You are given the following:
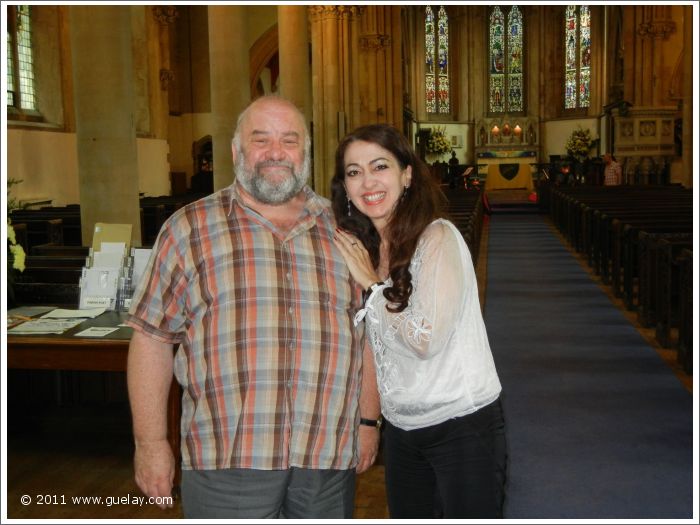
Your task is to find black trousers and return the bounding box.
[383,397,507,519]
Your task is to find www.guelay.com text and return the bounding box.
[20,494,173,507]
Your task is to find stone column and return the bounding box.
[681,5,692,188]
[69,6,141,247]
[208,6,249,190]
[149,5,178,140]
[278,6,312,124]
[614,6,679,182]
[358,6,402,128]
[627,5,677,107]
[309,6,361,198]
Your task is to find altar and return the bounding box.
[477,150,536,191]
[485,162,534,191]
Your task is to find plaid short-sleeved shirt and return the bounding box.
[126,183,362,471]
[604,161,622,186]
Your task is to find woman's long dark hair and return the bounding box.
[331,124,446,312]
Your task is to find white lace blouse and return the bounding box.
[357,219,501,431]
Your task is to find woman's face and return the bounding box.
[342,140,412,232]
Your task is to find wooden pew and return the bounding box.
[10,208,82,248]
[549,186,690,255]
[548,186,691,359]
[11,253,85,307]
[15,264,83,285]
[547,187,690,286]
[140,204,167,246]
[31,244,90,257]
[653,238,693,348]
[12,282,81,307]
[9,218,65,250]
[676,249,692,374]
[636,232,692,329]
[442,186,485,265]
[11,196,202,254]
[25,255,88,268]
[616,220,692,306]
[588,201,691,280]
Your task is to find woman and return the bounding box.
[331,124,506,518]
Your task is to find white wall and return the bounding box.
[7,128,170,205]
[418,122,469,163]
[542,118,600,160]
[136,138,171,197]
[7,129,80,206]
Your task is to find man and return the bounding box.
[126,96,380,518]
[603,153,622,186]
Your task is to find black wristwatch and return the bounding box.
[360,417,382,429]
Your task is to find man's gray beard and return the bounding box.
[235,150,310,205]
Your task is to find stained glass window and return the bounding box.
[489,7,505,113]
[564,5,590,109]
[425,7,436,113]
[507,7,523,111]
[489,6,523,113]
[425,6,450,114]
[7,5,36,110]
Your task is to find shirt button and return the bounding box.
[286,272,292,280]
[288,307,293,314]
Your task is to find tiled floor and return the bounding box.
[5,413,390,519]
[354,465,389,518]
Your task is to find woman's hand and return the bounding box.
[333,229,381,290]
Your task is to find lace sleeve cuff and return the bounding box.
[353,281,386,326]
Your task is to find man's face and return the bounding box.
[234,100,310,205]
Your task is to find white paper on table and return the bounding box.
[80,296,112,308]
[7,318,84,335]
[7,306,57,318]
[41,307,106,319]
[93,251,124,268]
[79,267,120,310]
[74,326,120,337]
[99,241,127,255]
[80,267,120,296]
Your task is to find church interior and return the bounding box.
[4,4,696,520]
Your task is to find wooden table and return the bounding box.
[6,310,182,488]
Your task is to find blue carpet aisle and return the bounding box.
[484,212,693,519]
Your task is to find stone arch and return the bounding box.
[249,24,279,99]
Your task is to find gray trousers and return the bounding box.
[181,467,356,519]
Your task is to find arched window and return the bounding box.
[488,5,524,114]
[564,5,591,109]
[6,5,36,110]
[425,6,450,114]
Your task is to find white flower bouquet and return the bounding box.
[426,126,452,155]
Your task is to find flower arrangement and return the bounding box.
[426,126,452,155]
[8,221,26,272]
[565,127,598,162]
[7,179,26,303]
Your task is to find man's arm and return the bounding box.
[127,330,175,508]
[356,339,381,474]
